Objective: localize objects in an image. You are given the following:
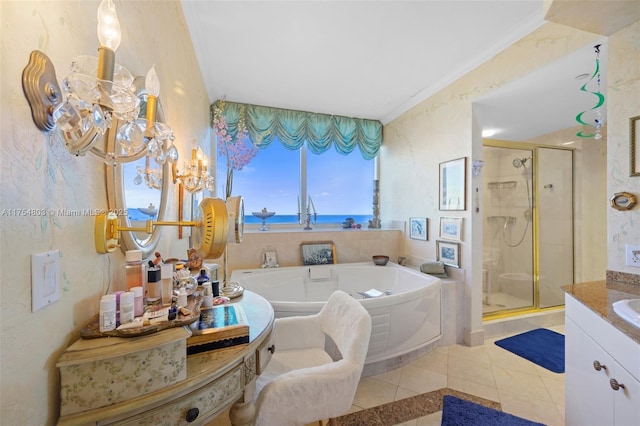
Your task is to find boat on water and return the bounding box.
[137,203,157,217]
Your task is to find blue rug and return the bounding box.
[441,395,545,426]
[494,328,565,373]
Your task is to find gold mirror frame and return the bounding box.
[105,76,170,258]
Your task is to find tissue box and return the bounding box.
[57,327,190,416]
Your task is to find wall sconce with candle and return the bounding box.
[21,0,178,167]
[172,140,215,193]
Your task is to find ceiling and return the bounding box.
[181,1,608,140]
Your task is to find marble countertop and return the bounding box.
[563,280,640,345]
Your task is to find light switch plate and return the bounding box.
[625,245,640,268]
[31,250,60,312]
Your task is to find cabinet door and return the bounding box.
[565,318,614,426]
[612,363,640,426]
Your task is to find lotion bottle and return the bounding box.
[119,291,135,324]
[99,294,116,332]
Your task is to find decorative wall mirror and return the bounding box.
[105,76,170,258]
[610,191,637,211]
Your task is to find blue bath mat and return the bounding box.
[494,328,564,373]
[441,395,545,426]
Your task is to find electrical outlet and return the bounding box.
[625,245,640,268]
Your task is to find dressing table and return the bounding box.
[57,290,274,426]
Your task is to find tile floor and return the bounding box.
[208,325,565,426]
[343,324,565,426]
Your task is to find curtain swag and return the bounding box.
[211,100,382,160]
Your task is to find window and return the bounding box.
[217,142,374,225]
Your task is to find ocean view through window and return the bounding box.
[217,141,375,226]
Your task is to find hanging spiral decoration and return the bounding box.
[576,44,605,139]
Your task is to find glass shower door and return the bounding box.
[482,146,534,314]
[538,147,573,308]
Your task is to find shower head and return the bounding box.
[512,157,529,168]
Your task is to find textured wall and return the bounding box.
[0,1,210,424]
[382,22,604,342]
[606,21,640,274]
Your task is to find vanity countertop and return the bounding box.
[563,280,640,345]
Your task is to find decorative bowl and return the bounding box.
[372,255,390,266]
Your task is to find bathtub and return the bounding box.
[230,262,442,364]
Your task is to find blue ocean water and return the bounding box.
[245,214,372,225]
[128,208,157,221]
[128,209,371,226]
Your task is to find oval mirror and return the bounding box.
[105,76,170,258]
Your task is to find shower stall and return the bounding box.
[482,143,573,317]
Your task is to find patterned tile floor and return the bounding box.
[207,325,565,426]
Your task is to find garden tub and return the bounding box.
[230,262,441,364]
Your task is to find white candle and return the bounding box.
[297,196,301,214]
[309,196,316,214]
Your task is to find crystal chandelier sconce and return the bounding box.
[134,154,163,190]
[21,0,178,167]
[172,142,215,193]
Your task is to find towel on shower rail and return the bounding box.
[309,267,331,280]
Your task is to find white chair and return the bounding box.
[254,290,372,426]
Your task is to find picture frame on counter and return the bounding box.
[301,241,337,265]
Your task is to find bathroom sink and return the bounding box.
[612,299,640,328]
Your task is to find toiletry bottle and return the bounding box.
[131,286,144,317]
[177,287,188,308]
[119,291,135,324]
[212,280,220,297]
[161,264,174,306]
[113,290,124,325]
[146,267,161,306]
[197,268,209,286]
[125,250,145,291]
[99,294,117,332]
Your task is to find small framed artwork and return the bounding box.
[630,115,639,177]
[439,217,463,241]
[301,241,337,265]
[439,157,467,211]
[409,217,428,240]
[262,251,278,268]
[436,240,460,268]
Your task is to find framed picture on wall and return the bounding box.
[409,217,428,240]
[439,157,467,211]
[439,217,463,241]
[631,115,639,177]
[436,240,460,268]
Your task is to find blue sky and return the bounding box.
[218,143,374,215]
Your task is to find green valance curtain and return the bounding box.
[211,100,382,160]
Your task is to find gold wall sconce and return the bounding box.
[21,0,178,167]
[95,198,229,258]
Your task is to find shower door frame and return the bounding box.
[482,140,575,320]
